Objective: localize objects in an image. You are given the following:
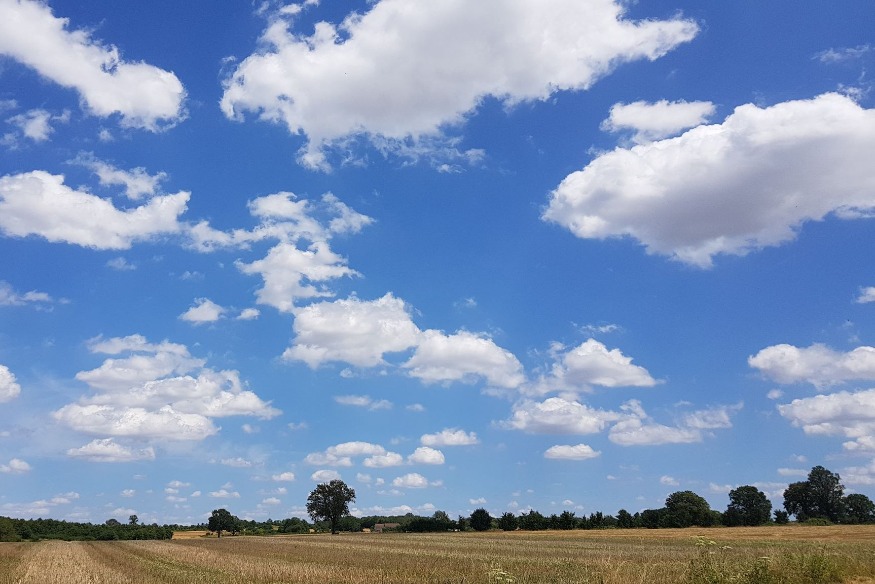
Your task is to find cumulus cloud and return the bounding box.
[0,0,186,130]
[272,471,296,482]
[221,0,697,168]
[0,171,189,249]
[504,397,622,435]
[311,469,341,482]
[236,242,359,312]
[420,428,479,447]
[179,298,226,324]
[530,339,658,395]
[544,444,600,460]
[74,154,168,200]
[363,452,404,468]
[53,334,279,446]
[6,108,69,142]
[237,308,260,321]
[334,395,393,411]
[65,438,155,462]
[856,287,875,303]
[0,364,22,402]
[602,100,715,143]
[544,93,875,267]
[209,488,241,499]
[407,447,445,465]
[392,472,430,489]
[0,280,56,308]
[505,397,736,446]
[283,293,421,367]
[749,343,875,386]
[305,441,389,467]
[0,458,31,474]
[403,330,525,389]
[778,388,875,451]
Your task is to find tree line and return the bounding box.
[0,516,174,542]
[301,466,874,534]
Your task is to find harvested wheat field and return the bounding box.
[2,526,875,583]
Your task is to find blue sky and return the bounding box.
[1,0,875,525]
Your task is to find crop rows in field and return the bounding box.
[2,526,875,583]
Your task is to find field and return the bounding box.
[2,525,875,583]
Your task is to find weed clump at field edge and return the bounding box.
[686,535,844,584]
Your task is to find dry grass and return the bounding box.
[171,530,210,539]
[1,526,874,583]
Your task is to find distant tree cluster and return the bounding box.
[0,516,173,542]
[783,466,875,524]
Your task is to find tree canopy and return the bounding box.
[784,466,845,522]
[469,508,492,531]
[725,485,772,526]
[306,479,356,534]
[662,490,714,528]
[207,508,238,538]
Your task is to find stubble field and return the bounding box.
[2,525,875,583]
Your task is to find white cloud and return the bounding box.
[0,0,186,130]
[544,93,875,267]
[504,397,622,434]
[660,475,679,486]
[209,489,241,499]
[392,472,430,489]
[530,339,658,395]
[403,329,525,389]
[777,467,808,477]
[306,441,389,466]
[311,469,341,482]
[856,287,875,304]
[6,108,68,142]
[221,0,697,169]
[334,394,393,411]
[220,457,254,468]
[602,100,715,143]
[363,452,404,468]
[544,444,600,460]
[236,242,358,312]
[65,438,155,462]
[0,280,56,307]
[749,343,875,386]
[607,401,701,446]
[179,298,226,324]
[272,472,296,482]
[420,428,479,447]
[106,257,136,271]
[778,388,875,451]
[469,497,487,505]
[74,155,168,200]
[0,364,22,402]
[0,458,31,474]
[121,489,135,497]
[261,497,281,506]
[237,308,260,321]
[283,293,421,367]
[53,335,279,444]
[682,403,742,430]
[0,171,189,249]
[407,447,445,465]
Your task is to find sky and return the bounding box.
[1,0,875,526]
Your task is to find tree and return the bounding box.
[807,466,844,522]
[725,485,772,526]
[208,508,236,538]
[128,514,139,526]
[497,512,518,531]
[616,509,634,529]
[843,493,875,524]
[558,510,577,530]
[784,466,845,522]
[663,491,713,527]
[469,508,492,531]
[773,510,789,524]
[105,518,121,527]
[306,479,356,534]
[517,510,547,530]
[783,481,812,521]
